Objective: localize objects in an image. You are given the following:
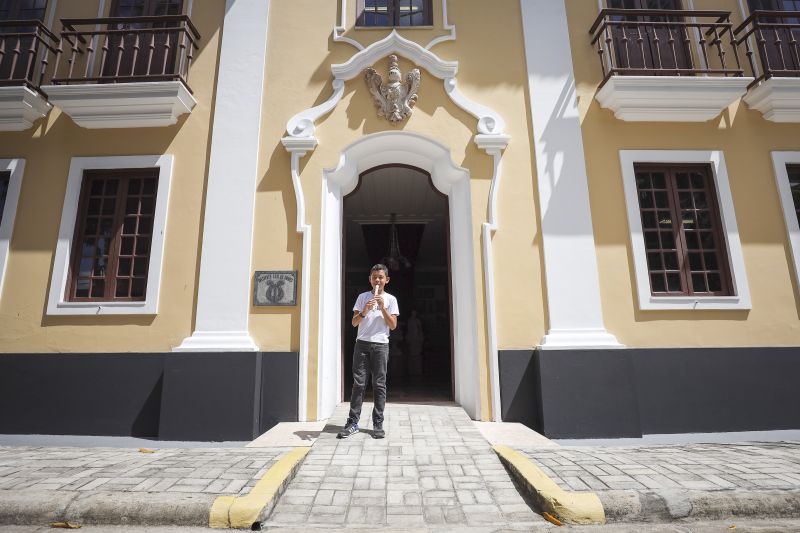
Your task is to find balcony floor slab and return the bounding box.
[40,80,196,129]
[595,75,753,122]
[0,85,52,131]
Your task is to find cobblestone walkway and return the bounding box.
[518,441,800,492]
[264,402,545,529]
[0,447,290,496]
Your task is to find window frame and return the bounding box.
[619,150,751,310]
[0,158,25,300]
[356,0,433,28]
[47,155,173,315]
[771,151,800,298]
[66,168,159,303]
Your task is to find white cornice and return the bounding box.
[331,30,457,80]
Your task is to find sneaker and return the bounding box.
[372,423,385,439]
[337,421,358,439]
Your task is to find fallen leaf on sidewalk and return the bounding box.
[49,522,81,529]
[542,512,563,526]
[138,448,155,453]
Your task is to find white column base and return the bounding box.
[173,331,258,352]
[539,328,625,350]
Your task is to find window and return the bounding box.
[0,171,9,222]
[620,150,751,310]
[0,159,25,299]
[103,0,184,80]
[67,169,158,301]
[607,0,693,73]
[47,155,173,315]
[357,0,432,27]
[0,0,48,82]
[771,153,800,297]
[634,164,732,296]
[789,165,800,224]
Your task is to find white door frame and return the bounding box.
[317,131,482,421]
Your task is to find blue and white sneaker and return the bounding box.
[337,421,359,438]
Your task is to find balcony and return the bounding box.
[40,15,200,129]
[736,10,800,122]
[589,9,752,122]
[0,20,57,131]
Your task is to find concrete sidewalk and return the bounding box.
[516,441,800,522]
[0,402,799,529]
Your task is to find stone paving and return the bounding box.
[0,446,290,496]
[263,402,546,529]
[517,441,800,493]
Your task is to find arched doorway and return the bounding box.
[342,165,452,402]
[316,131,481,422]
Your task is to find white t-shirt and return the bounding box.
[353,290,399,344]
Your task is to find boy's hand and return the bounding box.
[375,295,385,310]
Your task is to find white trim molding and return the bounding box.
[521,0,622,350]
[41,81,196,129]
[620,150,751,311]
[0,86,52,131]
[743,78,800,123]
[771,152,800,296]
[47,155,174,315]
[333,0,455,51]
[317,131,482,421]
[596,76,753,122]
[174,0,269,354]
[0,159,26,299]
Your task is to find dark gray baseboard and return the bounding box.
[0,352,298,441]
[499,347,800,439]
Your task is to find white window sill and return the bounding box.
[641,295,751,311]
[48,301,156,315]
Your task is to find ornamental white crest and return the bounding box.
[364,54,421,123]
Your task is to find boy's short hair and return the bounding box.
[371,263,389,277]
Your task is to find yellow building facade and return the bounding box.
[0,0,798,440]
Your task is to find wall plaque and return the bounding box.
[253,271,297,306]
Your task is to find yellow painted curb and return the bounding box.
[209,447,310,529]
[493,444,606,525]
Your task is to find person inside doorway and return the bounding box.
[337,264,399,439]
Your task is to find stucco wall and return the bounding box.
[567,0,800,347]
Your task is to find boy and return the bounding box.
[337,264,399,439]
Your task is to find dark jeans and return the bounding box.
[347,339,389,426]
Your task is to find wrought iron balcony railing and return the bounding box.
[734,10,800,86]
[590,9,744,87]
[49,15,200,92]
[0,20,59,90]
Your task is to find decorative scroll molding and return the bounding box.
[425,0,456,50]
[333,0,456,51]
[285,31,506,143]
[332,30,457,80]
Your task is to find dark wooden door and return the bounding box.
[102,0,183,81]
[748,0,800,76]
[609,0,693,74]
[0,0,47,84]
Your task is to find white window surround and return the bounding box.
[771,152,800,296]
[0,159,26,299]
[46,155,173,315]
[619,150,751,311]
